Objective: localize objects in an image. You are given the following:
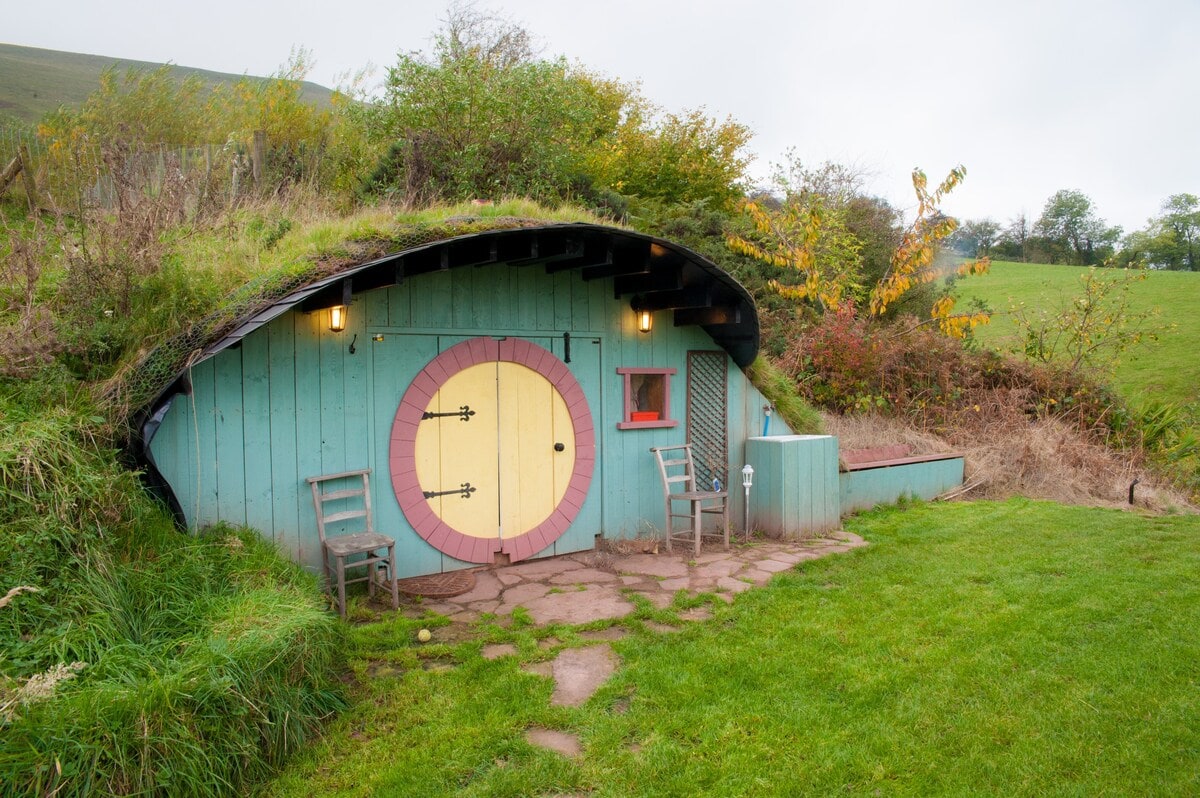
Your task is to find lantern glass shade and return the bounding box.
[329,305,347,333]
[636,308,653,333]
[742,464,754,488]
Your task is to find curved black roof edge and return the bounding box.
[193,221,758,372]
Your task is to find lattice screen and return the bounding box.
[687,351,728,490]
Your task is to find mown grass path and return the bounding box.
[267,499,1200,796]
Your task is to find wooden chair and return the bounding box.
[306,468,399,618]
[650,444,729,557]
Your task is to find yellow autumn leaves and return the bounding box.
[729,166,991,338]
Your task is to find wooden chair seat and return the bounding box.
[668,489,729,501]
[307,469,400,618]
[651,444,730,557]
[323,531,397,557]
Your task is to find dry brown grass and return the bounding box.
[823,405,1194,513]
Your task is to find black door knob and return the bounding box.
[554,442,565,452]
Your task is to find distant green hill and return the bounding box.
[954,260,1200,406]
[0,43,335,125]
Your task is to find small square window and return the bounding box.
[616,367,678,430]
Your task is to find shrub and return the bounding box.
[777,304,1125,436]
[0,386,346,797]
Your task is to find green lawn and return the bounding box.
[954,260,1200,406]
[266,500,1200,796]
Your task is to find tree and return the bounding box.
[871,167,990,337]
[728,165,990,337]
[357,3,751,210]
[587,107,752,209]
[1032,189,1121,265]
[1009,267,1159,376]
[213,48,335,188]
[993,212,1029,261]
[1137,193,1200,270]
[358,3,628,204]
[954,218,1001,258]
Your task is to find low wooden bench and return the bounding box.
[838,444,966,513]
[839,444,963,472]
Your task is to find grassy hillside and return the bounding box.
[955,260,1200,406]
[0,43,334,125]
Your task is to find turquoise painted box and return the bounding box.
[745,435,840,538]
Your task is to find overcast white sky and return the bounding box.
[8,0,1198,232]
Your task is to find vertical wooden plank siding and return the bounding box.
[149,259,784,576]
[450,268,474,329]
[240,331,274,534]
[517,265,539,331]
[319,315,348,477]
[189,358,220,523]
[342,312,371,484]
[415,271,453,328]
[364,285,389,328]
[388,279,412,328]
[148,391,197,527]
[292,311,324,565]
[267,316,300,556]
[212,350,247,525]
[370,333,444,577]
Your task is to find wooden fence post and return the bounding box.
[251,130,266,187]
[18,144,41,211]
[0,154,21,199]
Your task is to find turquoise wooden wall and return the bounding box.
[149,262,777,577]
[839,457,966,514]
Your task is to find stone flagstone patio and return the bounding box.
[395,530,869,760]
[413,530,867,626]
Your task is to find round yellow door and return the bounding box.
[390,337,596,564]
[414,361,575,540]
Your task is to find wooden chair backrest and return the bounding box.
[650,444,697,495]
[305,468,373,545]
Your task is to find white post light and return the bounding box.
[741,464,754,542]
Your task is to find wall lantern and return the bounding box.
[632,297,653,334]
[328,278,353,333]
[636,307,653,334]
[741,464,754,542]
[329,305,348,333]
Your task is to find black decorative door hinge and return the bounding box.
[423,483,477,500]
[422,405,476,422]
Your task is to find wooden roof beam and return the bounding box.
[674,305,741,326]
[581,239,653,281]
[446,237,499,268]
[612,266,683,296]
[503,231,587,266]
[544,239,612,273]
[636,284,713,312]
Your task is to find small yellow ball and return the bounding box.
[417,629,432,643]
